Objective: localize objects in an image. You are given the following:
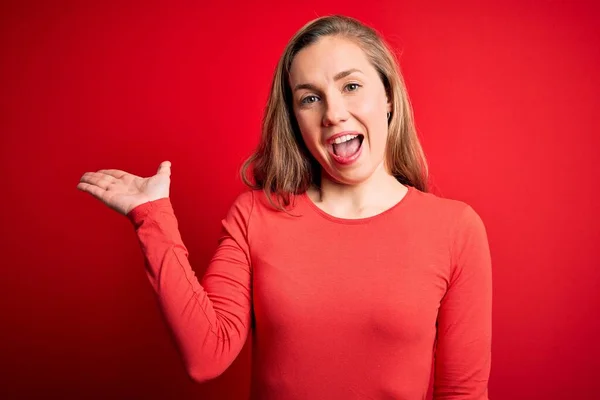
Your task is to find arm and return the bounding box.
[127,191,254,382]
[433,205,493,399]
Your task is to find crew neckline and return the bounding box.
[300,185,415,224]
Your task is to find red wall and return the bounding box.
[1,1,598,399]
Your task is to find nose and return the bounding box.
[322,93,349,127]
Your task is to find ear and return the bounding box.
[386,99,393,114]
[385,88,393,113]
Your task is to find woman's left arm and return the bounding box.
[433,205,493,399]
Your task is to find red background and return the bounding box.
[1,1,599,399]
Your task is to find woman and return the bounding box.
[77,15,492,399]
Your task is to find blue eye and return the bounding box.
[301,95,319,104]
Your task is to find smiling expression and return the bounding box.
[289,35,392,185]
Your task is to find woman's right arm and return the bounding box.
[126,191,254,383]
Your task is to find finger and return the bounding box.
[79,172,115,190]
[157,160,171,176]
[96,169,129,179]
[76,181,107,199]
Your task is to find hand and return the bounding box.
[77,161,172,216]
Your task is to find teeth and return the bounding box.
[332,134,359,144]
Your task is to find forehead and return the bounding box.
[289,36,371,83]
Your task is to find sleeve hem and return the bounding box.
[127,197,173,227]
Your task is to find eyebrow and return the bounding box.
[293,68,363,92]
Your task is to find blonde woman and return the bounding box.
[77,15,492,399]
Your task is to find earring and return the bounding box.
[387,112,391,120]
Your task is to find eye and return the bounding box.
[345,83,361,92]
[301,95,319,105]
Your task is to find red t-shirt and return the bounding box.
[127,185,492,399]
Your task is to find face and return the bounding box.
[288,35,392,186]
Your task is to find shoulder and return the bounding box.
[418,190,490,260]
[409,187,479,224]
[410,189,491,276]
[408,187,488,244]
[229,189,256,208]
[226,188,290,219]
[222,189,256,225]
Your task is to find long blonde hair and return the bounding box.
[241,14,429,210]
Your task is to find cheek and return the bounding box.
[295,114,310,134]
[296,113,321,143]
[351,92,384,122]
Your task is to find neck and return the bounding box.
[309,162,407,218]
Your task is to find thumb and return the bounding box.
[157,160,171,176]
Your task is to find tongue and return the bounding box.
[332,137,360,157]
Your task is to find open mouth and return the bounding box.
[327,134,364,164]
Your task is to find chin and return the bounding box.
[323,164,375,186]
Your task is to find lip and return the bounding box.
[330,141,363,165]
[325,131,363,145]
[325,131,364,166]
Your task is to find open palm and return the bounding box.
[77,161,172,216]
